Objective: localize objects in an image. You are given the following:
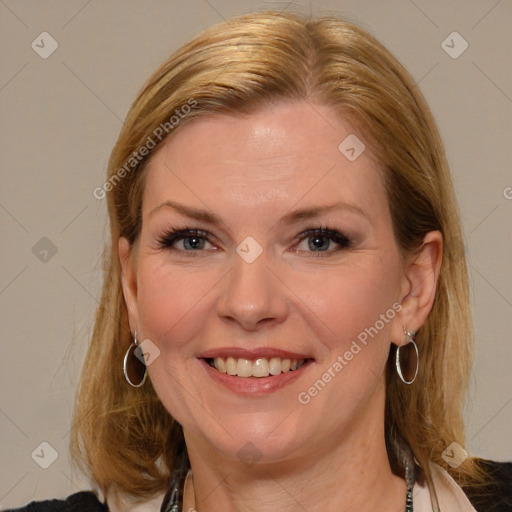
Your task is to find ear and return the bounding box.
[390,230,443,345]
[118,237,139,334]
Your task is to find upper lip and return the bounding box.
[198,347,313,360]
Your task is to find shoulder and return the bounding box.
[463,459,512,512]
[6,491,107,512]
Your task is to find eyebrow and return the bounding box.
[149,200,370,229]
[149,200,223,224]
[277,201,370,226]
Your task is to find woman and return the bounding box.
[12,11,511,512]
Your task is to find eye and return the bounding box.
[295,228,351,254]
[180,235,210,251]
[157,228,215,252]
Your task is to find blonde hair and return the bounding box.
[72,10,487,501]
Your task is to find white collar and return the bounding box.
[413,463,477,512]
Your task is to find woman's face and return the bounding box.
[120,100,417,465]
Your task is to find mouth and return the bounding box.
[205,356,310,378]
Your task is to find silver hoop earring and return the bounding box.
[395,329,419,385]
[123,330,147,388]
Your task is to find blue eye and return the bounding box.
[158,229,213,251]
[296,228,351,253]
[306,235,331,251]
[181,235,208,250]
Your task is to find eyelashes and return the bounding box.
[295,228,351,252]
[157,228,214,251]
[156,226,353,255]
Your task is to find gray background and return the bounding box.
[1,0,511,508]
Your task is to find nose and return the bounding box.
[216,253,289,331]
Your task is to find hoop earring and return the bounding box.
[123,330,147,388]
[395,329,419,385]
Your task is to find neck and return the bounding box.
[183,390,407,512]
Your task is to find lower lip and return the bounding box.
[200,359,312,396]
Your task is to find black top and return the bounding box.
[7,459,512,512]
[6,491,108,512]
[463,459,512,512]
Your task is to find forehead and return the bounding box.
[142,101,387,221]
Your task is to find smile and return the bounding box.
[206,357,307,378]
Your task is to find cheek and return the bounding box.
[312,260,400,336]
[135,258,221,352]
[299,255,402,385]
[293,262,401,424]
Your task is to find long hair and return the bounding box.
[71,10,487,501]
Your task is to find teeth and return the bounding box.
[211,357,306,378]
[216,357,227,373]
[237,358,252,378]
[269,357,282,376]
[252,358,269,377]
[226,356,237,375]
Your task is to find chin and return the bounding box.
[187,410,315,466]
